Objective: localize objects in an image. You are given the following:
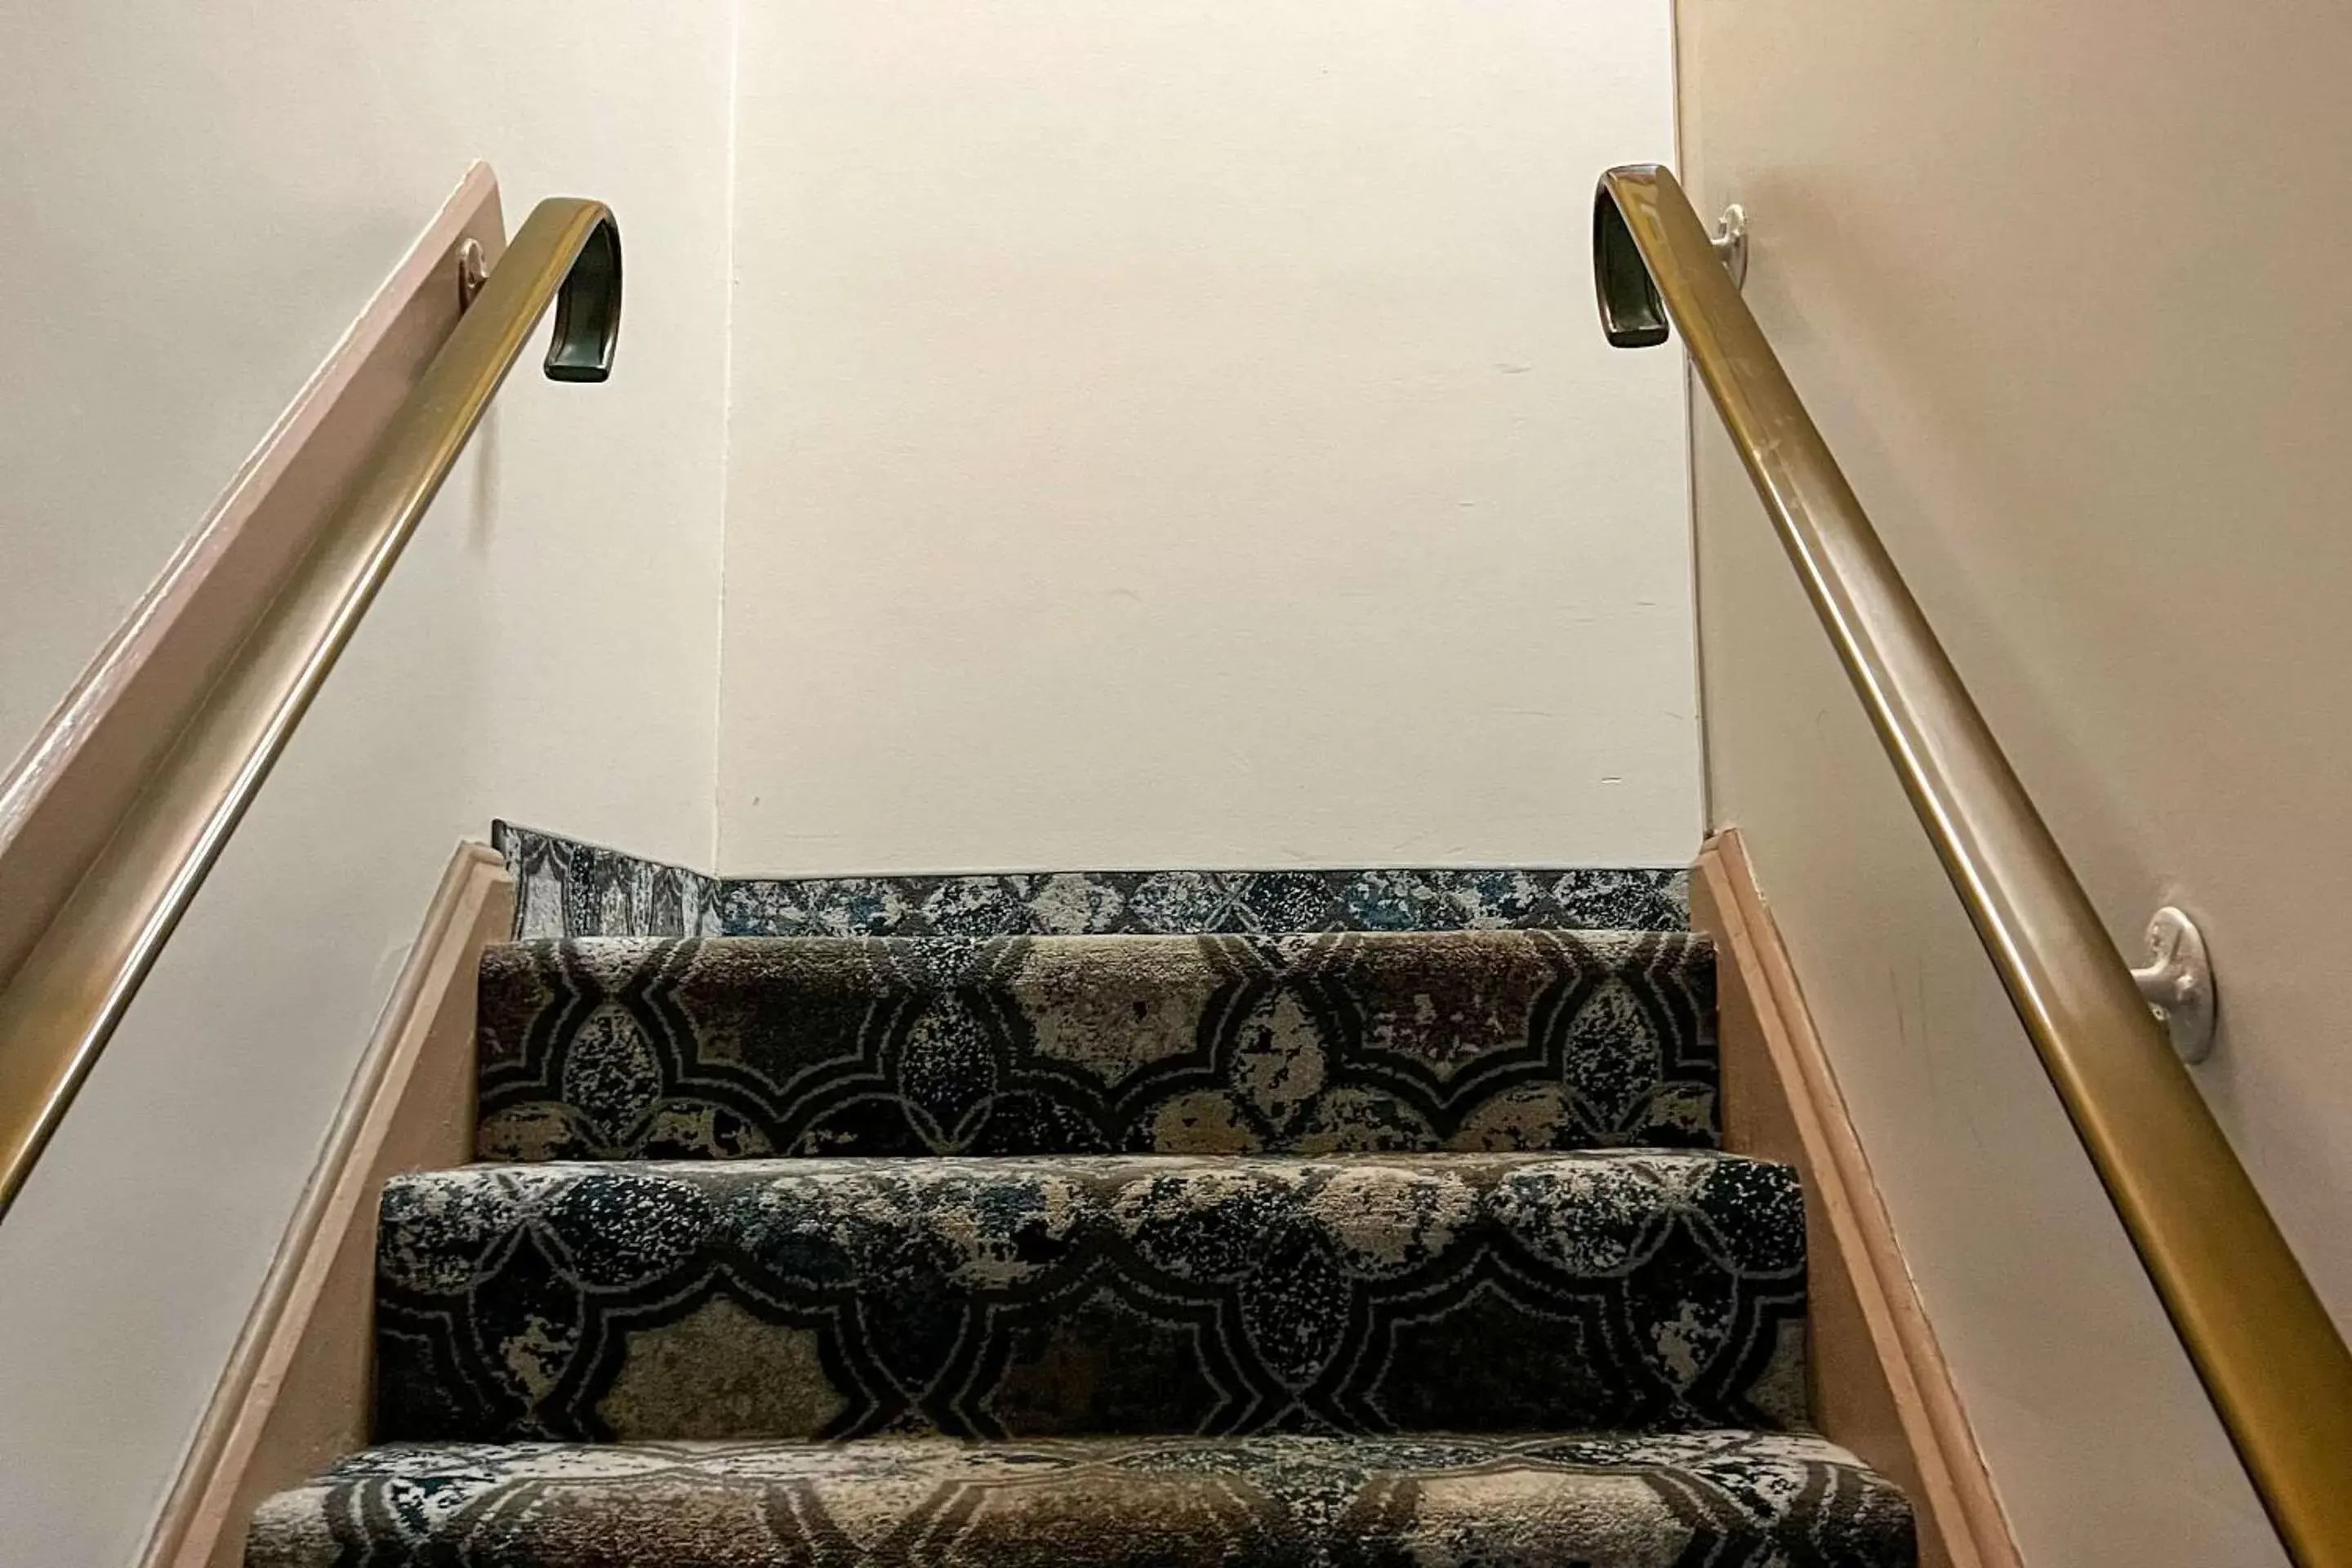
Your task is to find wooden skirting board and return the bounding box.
[1693,827,2021,1568]
[140,840,515,1568]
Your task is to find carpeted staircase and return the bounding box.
[243,889,1917,1566]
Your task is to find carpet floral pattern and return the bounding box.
[375,1152,1806,1443]
[475,930,1718,1161]
[242,837,1915,1567]
[490,822,1692,941]
[246,1430,1914,1568]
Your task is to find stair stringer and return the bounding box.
[139,840,516,1568]
[1693,827,2020,1568]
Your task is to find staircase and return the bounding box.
[242,871,1916,1566]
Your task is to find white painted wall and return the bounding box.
[1678,2,2352,1563]
[717,0,1696,874]
[0,4,734,1561]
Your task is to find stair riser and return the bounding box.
[714,866,1695,938]
[376,1155,1804,1444]
[475,931,1717,1162]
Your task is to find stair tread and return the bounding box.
[245,1428,1914,1568]
[475,928,1717,1162]
[377,1151,1806,1444]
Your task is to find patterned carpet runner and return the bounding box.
[244,889,1916,1566]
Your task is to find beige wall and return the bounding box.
[717,0,1698,875]
[0,3,733,1561]
[1678,3,2352,1564]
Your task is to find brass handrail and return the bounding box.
[1593,163,2351,1566]
[0,197,620,1217]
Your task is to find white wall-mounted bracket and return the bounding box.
[1712,204,1748,289]
[2132,906,2216,1062]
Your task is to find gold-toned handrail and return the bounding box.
[1593,163,2350,1566]
[0,197,621,1217]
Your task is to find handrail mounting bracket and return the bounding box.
[2133,906,2218,1063]
[1711,204,1749,290]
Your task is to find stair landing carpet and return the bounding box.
[244,860,1915,1568]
